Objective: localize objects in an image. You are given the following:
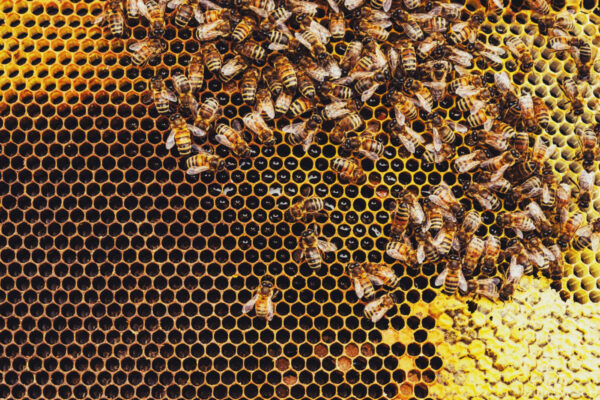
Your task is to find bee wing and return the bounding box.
[187,165,210,175]
[136,0,151,20]
[187,124,206,138]
[435,267,448,287]
[395,108,406,127]
[369,276,385,286]
[541,244,555,261]
[458,269,468,292]
[361,83,380,103]
[294,32,314,51]
[446,121,468,133]
[455,85,480,98]
[268,43,289,51]
[163,89,178,102]
[141,91,154,104]
[454,65,471,76]
[215,134,234,148]
[579,169,595,191]
[309,20,331,44]
[199,0,222,10]
[325,0,340,12]
[282,122,305,135]
[129,40,146,52]
[317,240,337,253]
[95,12,108,25]
[415,92,432,113]
[483,117,494,132]
[382,0,392,12]
[386,243,403,260]
[417,244,426,264]
[451,22,468,33]
[165,130,176,149]
[370,307,388,323]
[353,279,365,299]
[242,293,259,313]
[576,224,593,237]
[397,132,415,153]
[267,297,274,321]
[167,0,184,7]
[431,127,443,152]
[405,126,425,144]
[479,51,504,65]
[127,0,139,17]
[591,233,600,253]
[358,149,380,161]
[508,259,524,282]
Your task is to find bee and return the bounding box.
[355,73,386,103]
[462,236,485,279]
[532,97,550,129]
[322,82,353,101]
[215,122,251,158]
[389,200,409,238]
[193,97,220,133]
[456,88,494,113]
[285,196,326,222]
[331,157,367,184]
[481,235,501,277]
[493,71,517,96]
[454,210,481,251]
[232,15,256,42]
[364,293,397,323]
[363,263,400,288]
[498,259,524,301]
[422,143,455,164]
[574,39,593,81]
[422,61,452,101]
[515,137,556,179]
[414,227,439,263]
[540,163,557,208]
[329,12,346,40]
[172,71,198,112]
[243,111,275,145]
[359,20,390,41]
[423,202,445,234]
[237,0,275,15]
[187,56,205,93]
[427,2,462,20]
[95,0,125,37]
[340,41,363,74]
[220,54,248,82]
[129,38,167,66]
[527,0,550,14]
[167,0,198,28]
[195,8,231,24]
[573,218,600,252]
[263,29,292,51]
[556,182,572,225]
[448,74,484,96]
[498,211,537,238]
[393,12,424,42]
[525,201,552,237]
[397,41,417,77]
[295,24,328,59]
[402,0,425,9]
[476,170,512,195]
[295,226,338,271]
[558,77,584,115]
[538,11,574,34]
[402,79,433,113]
[524,236,554,270]
[435,254,467,296]
[559,212,585,249]
[284,114,322,151]
[429,183,464,218]
[447,9,484,44]
[166,113,204,156]
[275,91,293,115]
[125,0,140,19]
[342,133,384,161]
[576,169,596,210]
[288,0,320,16]
[391,92,419,127]
[138,0,167,37]
[510,176,543,203]
[262,67,283,97]
[433,221,456,256]
[386,237,418,267]
[400,190,426,226]
[202,43,222,74]
[196,19,230,41]
[466,278,500,300]
[256,87,275,120]
[511,130,530,157]
[320,100,353,121]
[297,71,316,99]
[240,69,259,104]
[242,276,277,321]
[143,76,177,114]
[299,57,329,82]
[576,127,600,171]
[452,149,486,173]
[185,146,226,175]
[346,262,375,299]
[506,240,533,275]
[466,104,497,131]
[235,41,266,62]
[466,182,501,211]
[390,123,425,155]
[429,115,467,147]
[288,98,315,117]
[331,113,364,144]
[547,244,564,284]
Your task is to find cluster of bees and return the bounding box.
[94,0,600,323]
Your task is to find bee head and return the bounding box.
[170,113,181,121]
[346,262,360,274]
[260,275,274,287]
[211,158,226,171]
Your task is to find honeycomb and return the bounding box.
[1,0,600,400]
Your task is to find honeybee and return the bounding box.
[288,98,315,117]
[262,67,283,97]
[422,143,455,164]
[364,293,397,323]
[243,111,275,145]
[295,23,328,59]
[215,122,251,157]
[448,74,484,96]
[359,20,390,41]
[462,236,484,279]
[297,71,316,99]
[510,176,543,203]
[322,82,353,101]
[466,104,497,131]
[427,2,462,20]
[389,200,409,238]
[263,29,292,51]
[237,0,275,15]
[202,43,222,74]
[232,15,256,42]
[125,0,140,18]
[346,262,375,299]
[532,97,550,129]
[242,276,277,321]
[129,38,167,66]
[400,190,426,226]
[355,73,386,103]
[576,169,595,210]
[429,183,464,218]
[185,146,226,175]
[435,254,467,296]
[422,60,451,101]
[138,0,167,37]
[414,227,439,263]
[172,71,198,112]
[167,0,199,27]
[390,123,425,155]
[532,136,557,169]
[299,57,329,82]
[96,0,125,37]
[166,113,204,156]
[547,244,564,284]
[272,56,297,90]
[481,235,501,277]
[235,41,266,62]
[505,239,533,275]
[402,79,433,113]
[196,19,230,41]
[538,11,575,35]
[195,8,231,24]
[466,278,500,300]
[295,226,338,271]
[498,211,536,238]
[386,236,418,267]
[187,56,205,93]
[143,76,177,114]
[342,133,384,161]
[561,211,585,248]
[573,218,600,252]
[433,221,456,256]
[331,157,367,184]
[340,41,363,74]
[576,127,600,171]
[284,114,322,151]
[526,0,550,15]
[392,12,424,42]
[274,91,293,115]
[256,87,275,120]
[498,258,524,301]
[452,149,486,173]
[447,9,484,44]
[558,77,584,115]
[240,69,259,104]
[329,12,346,40]
[429,115,467,147]
[423,202,446,233]
[454,210,481,251]
[555,182,572,225]
[193,97,220,133]
[363,263,400,287]
[390,92,419,127]
[540,163,557,208]
[525,201,552,237]
[285,196,326,222]
[456,88,494,114]
[466,182,501,211]
[331,113,364,144]
[524,236,555,270]
[476,170,512,195]
[220,54,248,82]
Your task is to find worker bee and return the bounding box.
[240,69,259,104]
[288,98,315,117]
[510,176,543,203]
[390,92,419,127]
[576,127,600,171]
[195,8,231,24]
[202,43,222,74]
[129,38,167,66]
[125,0,140,18]
[274,91,293,115]
[547,244,564,284]
[261,67,283,97]
[475,170,512,195]
[95,0,125,37]
[359,20,390,41]
[243,111,275,145]
[355,73,386,103]
[532,97,550,129]
[575,39,593,81]
[558,77,584,115]
[295,22,328,59]
[364,293,397,323]
[497,211,536,238]
[322,82,353,101]
[422,61,452,100]
[429,183,465,218]
[414,227,439,263]
[498,258,524,301]
[466,278,500,300]
[215,122,251,158]
[386,237,418,267]
[295,225,338,271]
[527,0,550,14]
[187,56,205,93]
[396,41,417,77]
[466,104,498,131]
[523,235,554,270]
[389,199,409,238]
[331,113,364,144]
[331,157,367,184]
[232,15,256,42]
[340,41,363,74]
[220,54,248,82]
[235,41,266,62]
[429,114,467,147]
[556,182,572,225]
[236,0,275,15]
[506,239,533,275]
[401,79,433,113]
[481,235,501,277]
[166,113,204,156]
[284,196,326,222]
[299,57,329,83]
[193,97,220,133]
[540,163,557,208]
[143,76,177,114]
[435,254,467,296]
[297,71,316,99]
[196,19,230,41]
[342,132,384,161]
[454,210,481,251]
[363,263,400,288]
[452,149,486,173]
[400,190,426,226]
[456,88,494,114]
[427,2,462,20]
[422,142,455,164]
[138,0,167,37]
[185,146,226,175]
[447,9,484,44]
[525,201,553,237]
[433,221,456,256]
[423,202,446,234]
[284,114,322,151]
[466,182,502,211]
[329,12,346,40]
[242,276,278,321]
[576,169,595,210]
[256,87,275,120]
[172,71,198,112]
[573,218,600,252]
[462,236,484,279]
[393,12,424,42]
[346,262,375,299]
[448,74,484,96]
[390,122,425,155]
[270,56,296,90]
[167,0,199,28]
